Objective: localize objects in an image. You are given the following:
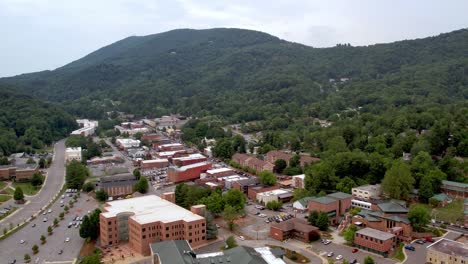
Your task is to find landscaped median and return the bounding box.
[268,245,310,263]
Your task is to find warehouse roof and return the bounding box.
[356,227,395,241]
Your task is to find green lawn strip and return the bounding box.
[412,199,464,224]
[392,243,405,261]
[12,182,41,196]
[0,181,7,190]
[0,194,11,203]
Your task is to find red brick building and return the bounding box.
[307,192,352,225]
[141,134,161,142]
[265,151,292,165]
[270,218,319,242]
[97,174,137,197]
[232,153,274,173]
[205,168,235,178]
[247,185,279,200]
[172,154,207,167]
[100,195,206,256]
[354,227,396,257]
[158,143,185,152]
[231,178,260,194]
[441,180,468,199]
[167,162,212,183]
[0,164,38,182]
[141,159,169,170]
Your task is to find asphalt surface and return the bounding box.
[312,241,397,264]
[0,192,98,263]
[405,231,463,264]
[0,140,66,231]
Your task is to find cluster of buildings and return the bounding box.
[65,147,82,163]
[232,150,320,174]
[71,119,98,136]
[0,163,39,182]
[426,238,468,264]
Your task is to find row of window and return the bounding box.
[357,233,384,244]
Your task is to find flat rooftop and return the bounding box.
[427,238,468,257]
[258,189,290,197]
[142,159,168,163]
[172,154,206,161]
[101,195,204,224]
[173,162,210,171]
[206,168,233,174]
[356,227,395,241]
[353,184,381,192]
[159,143,184,147]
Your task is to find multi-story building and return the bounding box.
[65,147,82,163]
[308,192,352,225]
[270,218,319,242]
[100,195,206,256]
[265,150,292,165]
[232,154,274,173]
[172,154,207,167]
[71,119,98,136]
[426,238,468,264]
[292,174,305,189]
[441,180,468,199]
[247,185,279,200]
[352,184,382,201]
[116,139,141,150]
[0,164,39,181]
[256,189,293,205]
[153,150,186,160]
[141,159,170,170]
[157,143,185,152]
[167,162,212,183]
[217,175,248,189]
[231,177,259,194]
[97,174,137,197]
[354,227,396,257]
[352,200,412,241]
[293,197,316,213]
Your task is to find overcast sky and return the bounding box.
[1,0,467,77]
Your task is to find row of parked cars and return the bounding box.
[265,214,294,223]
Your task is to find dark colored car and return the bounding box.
[425,237,434,243]
[405,245,416,251]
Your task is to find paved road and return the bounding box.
[0,192,98,263]
[0,140,66,231]
[404,231,463,264]
[313,241,397,264]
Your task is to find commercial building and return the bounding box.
[232,177,260,194]
[97,174,137,197]
[232,154,274,173]
[426,238,468,264]
[167,162,212,183]
[153,150,186,159]
[116,139,141,150]
[248,185,279,200]
[354,227,396,257]
[265,151,320,168]
[172,154,207,167]
[441,180,468,199]
[65,147,82,163]
[0,164,39,181]
[217,175,248,189]
[308,192,352,225]
[292,174,305,189]
[157,143,185,152]
[100,195,206,256]
[87,155,124,165]
[352,184,382,201]
[205,168,235,178]
[150,240,285,264]
[293,197,316,213]
[256,189,293,205]
[270,218,319,243]
[141,159,170,170]
[71,119,98,136]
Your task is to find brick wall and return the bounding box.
[248,185,279,200]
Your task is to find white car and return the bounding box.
[336,255,343,260]
[327,252,334,257]
[239,236,245,241]
[47,209,52,214]
[65,237,70,242]
[43,218,47,222]
[20,240,25,244]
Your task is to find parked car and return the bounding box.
[352,248,359,253]
[65,237,70,242]
[323,240,332,245]
[336,255,343,260]
[425,237,434,243]
[327,252,334,257]
[350,259,357,264]
[416,239,425,244]
[43,218,47,222]
[20,240,25,244]
[405,245,415,251]
[32,224,36,228]
[58,249,63,255]
[239,236,245,241]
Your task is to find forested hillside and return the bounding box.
[0,86,77,155]
[2,28,467,121]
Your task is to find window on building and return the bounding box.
[166,227,169,231]
[142,228,146,232]
[143,235,146,239]
[202,223,205,226]
[202,230,205,233]
[189,232,192,236]
[108,221,111,225]
[189,239,192,243]
[166,234,169,238]
[109,235,112,238]
[202,236,205,240]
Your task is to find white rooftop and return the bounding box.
[172,153,205,161]
[257,189,290,197]
[156,151,182,156]
[159,143,183,147]
[173,162,210,171]
[116,138,140,144]
[292,174,305,179]
[101,195,204,224]
[206,168,234,174]
[255,247,286,264]
[66,147,82,152]
[141,159,168,163]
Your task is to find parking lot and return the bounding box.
[0,191,98,264]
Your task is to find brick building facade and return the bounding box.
[270,218,319,242]
[100,195,206,256]
[167,162,212,183]
[354,227,396,257]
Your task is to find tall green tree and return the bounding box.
[259,170,277,186]
[223,205,238,231]
[134,176,149,193]
[274,159,287,173]
[408,205,430,232]
[222,189,245,211]
[382,160,414,200]
[31,172,44,187]
[14,186,24,201]
[364,256,375,264]
[316,212,329,231]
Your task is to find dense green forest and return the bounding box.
[0,86,77,155]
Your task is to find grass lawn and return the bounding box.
[0,194,11,203]
[5,187,14,195]
[392,243,405,261]
[413,199,464,224]
[12,182,41,196]
[0,181,7,190]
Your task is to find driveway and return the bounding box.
[313,241,398,264]
[0,140,66,231]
